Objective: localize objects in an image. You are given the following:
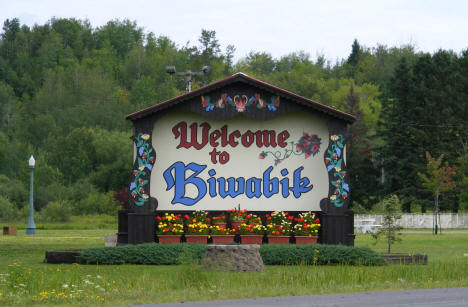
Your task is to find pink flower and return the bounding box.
[305,151,312,159]
[296,144,303,152]
[259,152,266,159]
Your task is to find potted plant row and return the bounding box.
[156,210,320,245]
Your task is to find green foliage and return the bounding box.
[0,196,19,221]
[0,18,466,215]
[79,243,384,266]
[37,200,72,222]
[74,191,119,215]
[79,243,206,265]
[372,195,403,253]
[260,244,384,266]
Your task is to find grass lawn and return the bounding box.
[0,227,467,306]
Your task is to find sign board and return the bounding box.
[151,111,330,211]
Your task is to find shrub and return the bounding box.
[74,191,119,215]
[79,243,206,265]
[0,196,19,221]
[260,244,384,266]
[79,243,384,266]
[37,200,72,223]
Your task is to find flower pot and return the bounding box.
[211,235,235,244]
[158,235,181,244]
[268,235,290,244]
[295,236,318,245]
[185,235,208,244]
[212,222,227,229]
[230,220,245,232]
[241,235,263,244]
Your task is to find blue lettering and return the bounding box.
[246,177,262,198]
[263,166,278,198]
[218,177,245,198]
[290,166,313,198]
[163,161,207,205]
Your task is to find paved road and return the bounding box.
[119,288,468,307]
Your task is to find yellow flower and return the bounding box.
[334,167,341,172]
[138,165,145,171]
[330,135,339,141]
[330,195,337,200]
[141,134,150,140]
[142,194,149,199]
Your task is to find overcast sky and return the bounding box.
[2,0,467,63]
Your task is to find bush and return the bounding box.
[79,243,384,266]
[74,191,119,215]
[0,196,20,221]
[37,200,72,223]
[79,243,206,265]
[260,244,384,266]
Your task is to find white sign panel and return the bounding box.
[151,111,329,211]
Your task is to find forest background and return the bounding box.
[0,18,467,223]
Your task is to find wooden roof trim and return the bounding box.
[125,73,356,123]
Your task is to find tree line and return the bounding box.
[0,17,466,221]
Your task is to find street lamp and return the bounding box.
[165,65,211,92]
[26,155,36,235]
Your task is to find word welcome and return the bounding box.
[163,162,313,206]
[172,121,290,164]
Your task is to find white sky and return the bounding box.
[1,0,467,63]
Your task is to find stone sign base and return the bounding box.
[203,244,265,272]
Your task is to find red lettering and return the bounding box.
[221,125,228,147]
[210,129,221,147]
[219,151,230,164]
[278,131,290,148]
[173,121,191,149]
[209,148,219,164]
[241,131,254,147]
[255,130,277,148]
[229,130,240,147]
[190,122,210,150]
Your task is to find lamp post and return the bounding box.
[26,155,36,235]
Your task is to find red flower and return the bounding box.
[149,158,155,163]
[142,154,147,159]
[335,180,341,186]
[288,216,293,220]
[334,189,339,195]
[342,194,347,200]
[192,229,197,232]
[206,217,211,222]
[259,153,266,159]
[139,179,143,184]
[139,188,144,193]
[184,214,190,219]
[267,217,271,220]
[156,216,161,220]
[332,154,338,160]
[315,218,320,223]
[133,171,138,176]
[341,172,346,177]
[284,212,288,215]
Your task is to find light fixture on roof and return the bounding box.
[165,65,211,92]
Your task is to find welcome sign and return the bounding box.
[151,111,330,211]
[124,73,355,245]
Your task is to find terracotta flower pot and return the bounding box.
[230,220,245,232]
[185,235,208,244]
[211,235,235,244]
[295,236,318,245]
[268,235,290,244]
[241,235,263,244]
[212,222,227,229]
[158,235,181,244]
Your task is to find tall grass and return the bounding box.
[0,229,467,306]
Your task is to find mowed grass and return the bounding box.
[0,228,467,306]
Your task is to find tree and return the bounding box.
[372,194,403,254]
[418,152,456,234]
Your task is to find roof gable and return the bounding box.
[125,72,356,123]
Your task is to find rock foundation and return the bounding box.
[203,244,265,272]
